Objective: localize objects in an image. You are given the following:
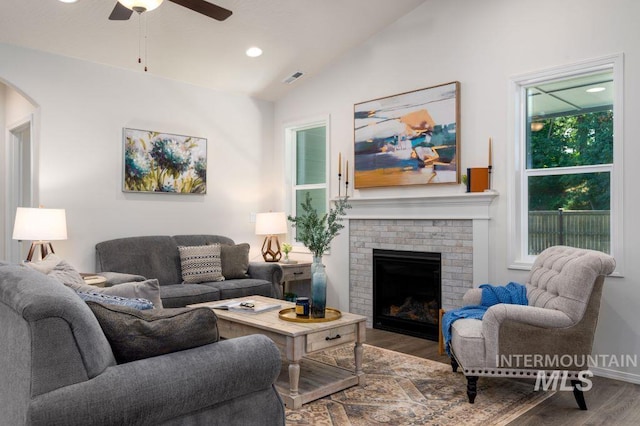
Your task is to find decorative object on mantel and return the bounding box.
[488,136,493,189]
[287,192,350,318]
[466,137,493,192]
[123,128,207,194]
[255,212,288,262]
[466,167,489,192]
[353,81,460,188]
[337,152,350,198]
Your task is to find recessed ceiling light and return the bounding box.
[58,0,79,3]
[246,47,263,58]
[586,87,606,93]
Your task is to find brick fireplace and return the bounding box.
[347,192,497,328]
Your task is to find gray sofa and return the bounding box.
[0,261,285,426]
[95,235,283,307]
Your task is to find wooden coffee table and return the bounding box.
[189,295,366,409]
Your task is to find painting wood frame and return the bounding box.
[123,128,207,194]
[354,81,460,189]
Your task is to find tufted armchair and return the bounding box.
[448,246,616,409]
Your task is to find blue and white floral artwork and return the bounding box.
[123,128,207,194]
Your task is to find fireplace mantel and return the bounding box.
[343,190,498,220]
[346,191,499,319]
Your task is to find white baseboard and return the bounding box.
[591,366,640,384]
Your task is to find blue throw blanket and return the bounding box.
[442,282,527,356]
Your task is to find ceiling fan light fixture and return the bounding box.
[118,0,164,13]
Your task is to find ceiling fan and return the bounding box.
[109,0,232,21]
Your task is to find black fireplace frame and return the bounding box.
[372,249,441,341]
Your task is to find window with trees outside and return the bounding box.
[284,118,328,247]
[509,55,623,271]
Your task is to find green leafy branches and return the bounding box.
[287,192,351,258]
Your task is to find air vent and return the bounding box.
[282,71,304,84]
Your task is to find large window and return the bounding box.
[284,118,329,248]
[509,55,623,272]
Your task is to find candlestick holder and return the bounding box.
[488,165,493,190]
[338,173,342,198]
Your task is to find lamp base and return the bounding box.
[261,235,282,262]
[26,241,55,262]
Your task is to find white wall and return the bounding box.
[0,83,5,259]
[0,43,278,270]
[274,0,640,381]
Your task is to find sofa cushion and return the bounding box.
[178,244,224,284]
[34,254,164,308]
[45,257,86,287]
[204,278,274,300]
[77,291,155,310]
[86,302,219,363]
[221,243,250,279]
[95,236,183,286]
[160,284,221,308]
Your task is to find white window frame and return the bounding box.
[507,54,624,275]
[283,115,330,252]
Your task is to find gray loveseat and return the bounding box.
[0,261,285,425]
[95,235,283,307]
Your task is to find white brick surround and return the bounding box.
[346,192,497,327]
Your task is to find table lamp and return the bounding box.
[255,212,287,262]
[12,207,68,262]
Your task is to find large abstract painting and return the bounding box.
[354,82,460,188]
[123,128,207,194]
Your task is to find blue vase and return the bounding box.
[311,256,327,318]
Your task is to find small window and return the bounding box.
[509,55,623,272]
[284,118,329,247]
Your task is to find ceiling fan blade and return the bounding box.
[109,2,134,20]
[169,0,233,21]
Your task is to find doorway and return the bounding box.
[5,116,33,263]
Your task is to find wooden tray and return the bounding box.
[278,307,342,323]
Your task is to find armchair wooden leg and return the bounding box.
[466,376,478,403]
[450,357,459,373]
[571,380,588,410]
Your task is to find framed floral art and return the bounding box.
[123,128,207,194]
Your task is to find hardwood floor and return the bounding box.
[366,328,640,425]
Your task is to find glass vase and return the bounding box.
[311,256,327,318]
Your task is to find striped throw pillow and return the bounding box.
[178,244,225,284]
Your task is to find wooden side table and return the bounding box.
[279,262,312,299]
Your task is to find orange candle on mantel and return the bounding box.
[338,152,342,174]
[488,137,493,168]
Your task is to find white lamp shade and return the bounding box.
[255,212,288,235]
[12,208,68,241]
[118,0,164,12]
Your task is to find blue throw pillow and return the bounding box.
[76,290,154,310]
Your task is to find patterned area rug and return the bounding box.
[285,344,553,426]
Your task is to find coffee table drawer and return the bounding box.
[306,324,356,352]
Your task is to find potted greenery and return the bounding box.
[288,192,350,317]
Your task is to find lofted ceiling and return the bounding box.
[0,0,426,101]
